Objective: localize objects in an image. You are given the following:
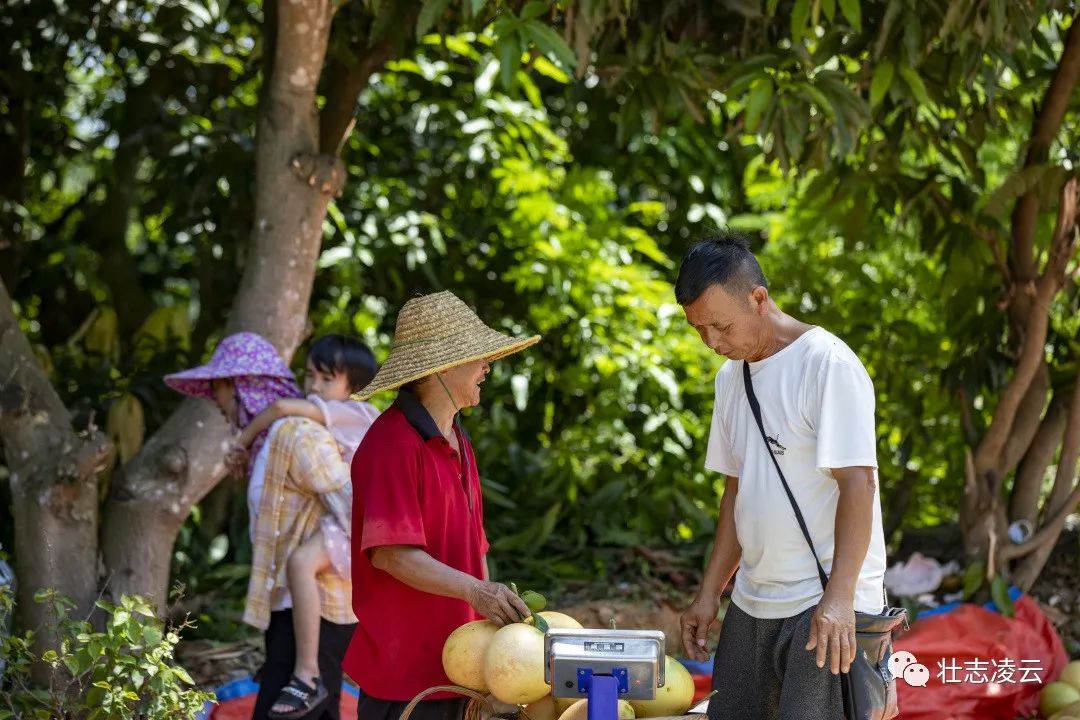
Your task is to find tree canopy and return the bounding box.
[1,0,1078,635]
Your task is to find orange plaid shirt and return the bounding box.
[243,417,356,630]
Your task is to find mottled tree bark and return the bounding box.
[97,0,387,608]
[0,278,110,656]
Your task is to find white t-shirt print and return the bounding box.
[705,326,888,620]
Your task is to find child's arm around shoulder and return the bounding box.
[237,398,327,447]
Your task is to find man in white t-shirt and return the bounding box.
[676,233,892,720]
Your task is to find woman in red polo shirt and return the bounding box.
[343,291,540,720]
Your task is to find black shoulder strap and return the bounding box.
[742,360,830,592]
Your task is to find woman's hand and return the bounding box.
[225,443,249,477]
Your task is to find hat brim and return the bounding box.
[351,331,540,401]
[163,365,292,399]
[164,365,228,399]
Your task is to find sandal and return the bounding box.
[267,675,329,720]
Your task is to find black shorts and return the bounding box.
[706,602,844,720]
[355,694,469,720]
[251,609,358,720]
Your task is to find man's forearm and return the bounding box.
[828,467,876,597]
[698,477,742,600]
[372,546,479,601]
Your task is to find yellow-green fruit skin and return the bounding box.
[483,623,551,705]
[442,620,499,691]
[629,656,695,718]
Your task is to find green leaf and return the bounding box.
[902,9,921,64]
[797,82,837,120]
[744,78,774,132]
[990,575,1014,618]
[173,666,195,685]
[873,0,903,58]
[416,0,451,39]
[791,0,810,43]
[520,1,547,22]
[63,655,81,676]
[143,624,164,647]
[522,590,547,612]
[522,21,577,71]
[870,60,895,107]
[897,64,931,106]
[497,36,521,90]
[533,612,550,633]
[937,0,967,41]
[780,103,807,162]
[86,687,106,710]
[838,0,861,30]
[531,56,569,83]
[766,0,781,16]
[820,0,836,21]
[988,0,1005,40]
[962,561,985,600]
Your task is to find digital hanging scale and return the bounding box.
[544,629,667,720]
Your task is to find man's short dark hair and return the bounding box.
[674,231,769,305]
[308,334,378,393]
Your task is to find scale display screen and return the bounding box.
[544,628,666,702]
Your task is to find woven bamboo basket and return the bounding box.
[397,685,500,720]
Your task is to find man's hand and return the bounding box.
[466,581,531,626]
[680,594,721,662]
[806,588,857,674]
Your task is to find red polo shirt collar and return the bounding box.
[343,389,490,700]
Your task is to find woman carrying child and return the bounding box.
[165,332,379,720]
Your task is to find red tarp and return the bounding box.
[212,693,359,720]
[894,595,1069,719]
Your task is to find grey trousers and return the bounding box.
[706,602,845,720]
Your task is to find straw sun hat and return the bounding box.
[352,291,541,400]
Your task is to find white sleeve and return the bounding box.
[814,353,878,470]
[704,373,740,477]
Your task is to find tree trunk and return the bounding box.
[1009,395,1066,524]
[2,0,393,615]
[0,278,110,650]
[1010,371,1080,589]
[99,401,232,605]
[99,0,370,609]
[959,16,1080,578]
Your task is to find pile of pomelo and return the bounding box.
[441,608,696,719]
[1041,661,1080,720]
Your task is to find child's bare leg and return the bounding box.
[286,531,330,686]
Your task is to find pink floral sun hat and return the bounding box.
[164,332,301,427]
